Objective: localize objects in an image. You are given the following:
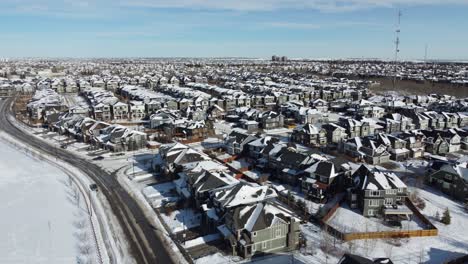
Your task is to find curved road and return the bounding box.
[0,98,174,264]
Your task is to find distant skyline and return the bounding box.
[1,0,468,60]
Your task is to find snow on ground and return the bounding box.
[0,138,95,264]
[327,204,425,233]
[142,182,180,208]
[160,208,202,233]
[194,252,237,264]
[269,180,337,216]
[298,186,468,264]
[183,233,221,249]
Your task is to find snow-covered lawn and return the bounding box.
[298,186,468,264]
[160,208,202,233]
[327,204,426,233]
[195,252,239,264]
[0,139,95,264]
[142,182,179,208]
[183,233,221,249]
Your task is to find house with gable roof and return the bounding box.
[349,165,409,217]
[427,162,468,201]
[202,182,300,258]
[291,123,327,147]
[301,160,344,202]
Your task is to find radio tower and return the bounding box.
[393,9,402,90]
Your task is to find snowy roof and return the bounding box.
[353,165,407,191]
[213,182,277,208]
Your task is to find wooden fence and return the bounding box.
[322,197,438,241]
[342,228,438,241]
[321,196,345,223]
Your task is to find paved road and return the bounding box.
[0,98,174,264]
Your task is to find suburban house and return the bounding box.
[111,101,129,120]
[398,131,426,158]
[225,130,258,155]
[302,160,343,202]
[265,146,315,185]
[377,134,410,161]
[421,130,460,154]
[247,136,278,159]
[257,111,284,130]
[322,123,348,146]
[343,137,391,165]
[179,121,209,141]
[427,162,468,202]
[349,165,409,218]
[202,182,300,258]
[92,124,147,152]
[291,123,327,148]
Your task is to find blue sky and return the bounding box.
[1,0,467,59]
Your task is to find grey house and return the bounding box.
[349,165,409,218]
[225,130,257,155]
[427,163,467,202]
[302,160,343,202]
[202,183,300,258]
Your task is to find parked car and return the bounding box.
[92,156,105,161]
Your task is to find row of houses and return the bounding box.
[224,130,412,219]
[26,89,68,122]
[49,113,147,152]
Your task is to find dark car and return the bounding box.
[92,156,105,161]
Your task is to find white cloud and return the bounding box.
[120,0,468,12]
[1,0,467,17]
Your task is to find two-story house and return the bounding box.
[203,183,299,258]
[225,130,257,155]
[291,123,327,148]
[302,160,343,202]
[349,165,409,217]
[427,162,467,201]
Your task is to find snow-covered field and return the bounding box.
[0,139,95,264]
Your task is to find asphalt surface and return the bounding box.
[0,98,174,264]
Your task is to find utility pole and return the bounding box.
[392,9,402,91]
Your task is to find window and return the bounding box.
[386,189,397,195]
[368,200,379,207]
[397,188,404,193]
[252,244,256,252]
[384,198,393,205]
[369,190,380,197]
[275,228,281,238]
[368,209,375,216]
[253,232,257,237]
[262,241,267,249]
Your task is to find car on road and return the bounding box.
[92,156,105,161]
